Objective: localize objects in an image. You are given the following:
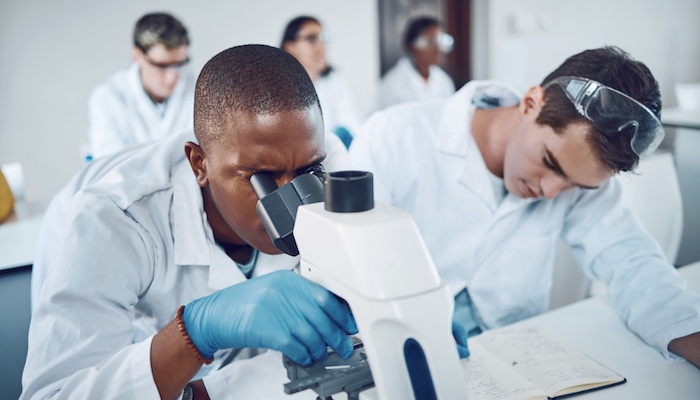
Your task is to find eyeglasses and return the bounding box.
[143,53,190,73]
[295,32,334,46]
[413,32,454,53]
[544,76,664,158]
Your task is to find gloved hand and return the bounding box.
[452,320,470,358]
[182,270,358,366]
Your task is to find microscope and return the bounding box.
[252,169,468,400]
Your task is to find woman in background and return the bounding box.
[377,16,455,111]
[281,16,362,148]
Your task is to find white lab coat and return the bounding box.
[376,57,455,111]
[314,69,363,138]
[349,80,700,358]
[22,130,349,400]
[87,63,195,160]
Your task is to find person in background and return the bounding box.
[86,12,195,161]
[377,15,455,111]
[281,15,362,148]
[351,46,700,368]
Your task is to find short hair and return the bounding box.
[194,44,321,150]
[133,12,189,53]
[280,15,320,48]
[537,46,661,172]
[403,16,440,52]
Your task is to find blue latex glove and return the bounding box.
[452,320,470,358]
[182,270,358,365]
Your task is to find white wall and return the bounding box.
[0,0,379,202]
[471,0,700,100]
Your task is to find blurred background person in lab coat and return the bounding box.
[86,12,195,161]
[377,15,455,111]
[281,15,362,148]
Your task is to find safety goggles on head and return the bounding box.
[413,31,454,53]
[544,76,664,158]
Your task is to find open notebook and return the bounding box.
[462,327,626,400]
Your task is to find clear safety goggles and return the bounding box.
[296,31,334,45]
[413,31,454,53]
[143,53,190,73]
[544,76,664,158]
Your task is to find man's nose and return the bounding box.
[540,175,569,199]
[163,68,181,85]
[276,171,298,188]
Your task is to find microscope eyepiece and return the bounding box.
[324,171,374,213]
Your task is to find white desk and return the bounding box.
[505,296,700,399]
[0,200,45,271]
[663,107,700,130]
[678,261,700,293]
[360,266,700,400]
[361,262,700,400]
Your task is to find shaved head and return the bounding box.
[194,44,322,150]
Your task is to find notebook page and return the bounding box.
[478,327,623,397]
[462,341,547,400]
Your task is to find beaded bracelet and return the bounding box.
[176,306,214,365]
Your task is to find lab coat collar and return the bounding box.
[436,81,521,211]
[435,80,521,156]
[396,56,447,85]
[171,161,213,268]
[84,131,193,209]
[170,157,244,290]
[171,158,299,290]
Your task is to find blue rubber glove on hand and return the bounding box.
[452,320,470,358]
[182,270,358,366]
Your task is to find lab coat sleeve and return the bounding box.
[21,193,160,399]
[348,112,398,204]
[323,131,351,172]
[202,350,318,399]
[376,75,398,112]
[331,73,363,138]
[30,183,72,310]
[87,85,129,160]
[562,179,700,358]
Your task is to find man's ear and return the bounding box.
[519,86,546,118]
[185,142,209,187]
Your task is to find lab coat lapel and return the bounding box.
[436,82,499,211]
[437,81,528,213]
[495,193,538,218]
[171,166,245,290]
[207,245,246,290]
[172,161,212,268]
[208,245,299,290]
[171,159,299,290]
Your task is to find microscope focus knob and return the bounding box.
[324,171,374,213]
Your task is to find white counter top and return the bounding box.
[663,107,700,129]
[0,200,46,271]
